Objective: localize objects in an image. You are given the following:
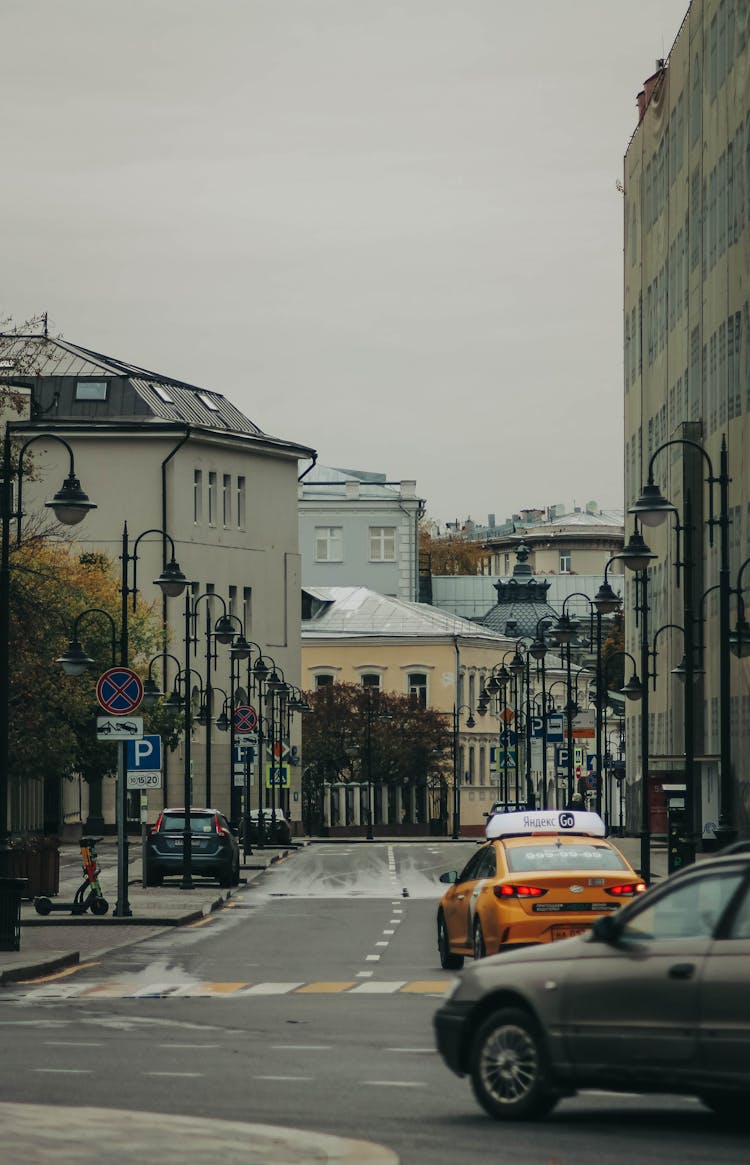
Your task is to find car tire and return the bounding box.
[700,1092,750,1123]
[144,866,163,888]
[438,912,464,970]
[231,857,240,886]
[473,918,486,960]
[218,863,234,888]
[469,1007,559,1121]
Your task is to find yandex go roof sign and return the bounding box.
[485,809,607,841]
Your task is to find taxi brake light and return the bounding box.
[494,884,548,899]
[606,882,647,896]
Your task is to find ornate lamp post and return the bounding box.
[1,429,95,876]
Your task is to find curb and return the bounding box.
[0,951,80,986]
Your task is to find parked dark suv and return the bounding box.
[144,808,240,887]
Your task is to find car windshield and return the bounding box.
[505,842,628,872]
[161,814,215,834]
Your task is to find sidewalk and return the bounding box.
[0,836,295,985]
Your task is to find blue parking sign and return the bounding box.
[126,735,162,772]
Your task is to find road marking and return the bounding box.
[240,982,305,995]
[364,954,381,961]
[385,1048,435,1054]
[33,1068,92,1074]
[12,978,454,999]
[383,929,395,935]
[19,961,99,984]
[375,941,389,947]
[254,1075,313,1082]
[294,982,355,994]
[157,1044,222,1049]
[147,1071,203,1077]
[349,981,408,994]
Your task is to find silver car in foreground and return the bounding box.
[434,845,750,1121]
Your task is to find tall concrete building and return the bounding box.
[623,0,750,842]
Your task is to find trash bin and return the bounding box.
[0,877,27,951]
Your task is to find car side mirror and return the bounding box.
[591,913,621,944]
[439,870,458,884]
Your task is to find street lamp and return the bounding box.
[1,428,96,876]
[450,703,475,839]
[618,523,658,883]
[630,436,733,849]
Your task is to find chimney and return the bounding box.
[345,480,360,499]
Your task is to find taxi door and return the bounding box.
[442,847,492,949]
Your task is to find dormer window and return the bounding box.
[153,384,174,404]
[75,380,108,401]
[197,392,219,412]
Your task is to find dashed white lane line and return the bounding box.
[147,1072,203,1078]
[271,1045,332,1051]
[375,941,389,947]
[33,1068,91,1074]
[383,929,395,935]
[365,954,381,961]
[254,1075,313,1082]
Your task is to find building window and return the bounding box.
[369,526,396,561]
[361,673,381,689]
[559,551,572,573]
[408,672,428,707]
[236,476,246,530]
[314,674,334,689]
[197,392,219,412]
[242,587,252,638]
[75,380,108,401]
[208,472,217,525]
[222,475,231,527]
[193,470,203,524]
[315,526,343,562]
[228,585,237,621]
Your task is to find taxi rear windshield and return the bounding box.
[506,843,628,872]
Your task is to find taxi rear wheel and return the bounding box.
[438,912,464,970]
[473,918,486,960]
[469,1007,558,1121]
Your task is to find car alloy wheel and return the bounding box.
[437,913,464,970]
[470,1008,558,1121]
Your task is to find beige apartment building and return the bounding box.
[301,586,570,835]
[623,1,750,841]
[1,332,313,834]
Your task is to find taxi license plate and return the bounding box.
[550,925,588,941]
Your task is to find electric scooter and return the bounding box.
[34,836,109,916]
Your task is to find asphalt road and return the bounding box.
[1,841,748,1165]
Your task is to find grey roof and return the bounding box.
[299,463,419,501]
[302,586,515,642]
[0,334,312,453]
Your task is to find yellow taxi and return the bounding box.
[437,809,645,968]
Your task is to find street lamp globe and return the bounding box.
[56,639,95,676]
[153,558,188,598]
[629,482,674,528]
[45,474,97,526]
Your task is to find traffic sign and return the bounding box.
[267,739,290,760]
[96,716,143,741]
[96,667,144,715]
[126,735,162,774]
[233,704,258,733]
[265,763,290,788]
[127,771,161,790]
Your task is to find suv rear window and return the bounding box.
[506,843,628,872]
[161,814,215,834]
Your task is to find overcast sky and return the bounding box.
[3,0,689,525]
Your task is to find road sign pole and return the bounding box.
[114,741,131,916]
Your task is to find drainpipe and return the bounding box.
[160,427,191,805]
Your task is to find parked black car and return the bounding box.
[239,808,292,846]
[144,808,240,887]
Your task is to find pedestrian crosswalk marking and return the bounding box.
[9,978,455,1000]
